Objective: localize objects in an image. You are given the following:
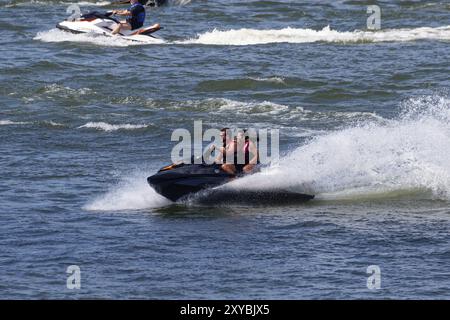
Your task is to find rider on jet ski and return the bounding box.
[112,0,146,35]
[215,128,259,175]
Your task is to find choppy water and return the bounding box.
[1,0,450,299]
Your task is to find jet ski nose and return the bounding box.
[147,175,159,187]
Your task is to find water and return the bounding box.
[1,0,450,299]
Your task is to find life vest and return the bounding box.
[232,140,251,165]
[127,3,146,28]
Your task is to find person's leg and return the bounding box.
[112,22,132,35]
[221,164,236,175]
[243,164,255,174]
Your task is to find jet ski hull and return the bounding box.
[147,163,315,204]
[148,163,234,202]
[56,22,84,34]
[198,189,315,205]
[56,12,163,43]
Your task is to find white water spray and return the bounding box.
[228,95,450,201]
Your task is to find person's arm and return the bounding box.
[215,146,224,163]
[203,144,216,163]
[112,10,131,16]
[248,141,258,165]
[216,141,233,163]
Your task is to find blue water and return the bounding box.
[1,0,450,299]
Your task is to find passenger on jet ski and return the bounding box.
[215,128,259,175]
[240,130,259,174]
[112,0,146,35]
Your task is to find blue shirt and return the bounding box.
[127,3,146,29]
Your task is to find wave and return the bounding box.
[0,119,66,128]
[3,1,112,7]
[38,83,94,96]
[164,98,382,125]
[226,94,450,201]
[116,97,383,129]
[196,77,288,92]
[76,1,111,6]
[0,120,29,126]
[33,29,149,47]
[35,24,450,47]
[22,84,97,104]
[78,122,150,132]
[40,120,66,128]
[84,169,170,211]
[1,119,147,131]
[159,98,293,115]
[248,77,286,85]
[209,98,291,115]
[181,25,450,46]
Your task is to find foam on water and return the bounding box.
[39,84,95,97]
[0,120,30,125]
[78,122,150,132]
[214,99,290,115]
[4,1,112,7]
[182,25,450,46]
[34,29,153,47]
[177,98,381,124]
[76,1,111,6]
[84,170,170,211]
[1,119,67,127]
[248,77,286,85]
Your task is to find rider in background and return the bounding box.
[112,0,146,35]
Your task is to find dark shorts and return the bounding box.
[235,164,246,173]
[127,19,143,30]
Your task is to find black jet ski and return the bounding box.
[148,162,235,202]
[147,161,315,203]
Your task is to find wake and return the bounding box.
[35,24,450,47]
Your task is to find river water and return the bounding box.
[1,0,450,299]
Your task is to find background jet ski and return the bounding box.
[56,11,163,43]
[147,161,315,203]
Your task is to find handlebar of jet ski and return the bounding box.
[104,11,120,24]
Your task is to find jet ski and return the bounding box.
[56,11,163,44]
[147,161,315,203]
[148,162,235,202]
